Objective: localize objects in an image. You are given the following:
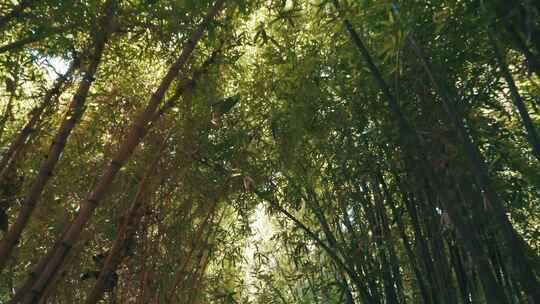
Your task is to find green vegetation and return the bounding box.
[0,0,539,303]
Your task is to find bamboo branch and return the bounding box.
[0,57,80,184]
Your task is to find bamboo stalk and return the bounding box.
[19,1,226,302]
[0,0,116,273]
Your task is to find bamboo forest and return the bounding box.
[1,0,540,303]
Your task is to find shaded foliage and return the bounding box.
[0,0,539,303]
